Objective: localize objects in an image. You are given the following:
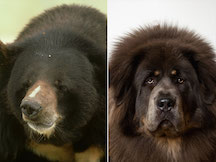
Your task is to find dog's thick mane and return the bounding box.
[109,25,216,162]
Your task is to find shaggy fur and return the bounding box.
[0,5,106,162]
[109,25,216,162]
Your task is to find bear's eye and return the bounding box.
[145,77,154,85]
[58,85,67,91]
[55,80,67,91]
[177,78,184,84]
[23,80,32,89]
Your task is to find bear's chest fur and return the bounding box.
[28,141,74,162]
[28,141,103,162]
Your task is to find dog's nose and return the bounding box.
[21,100,42,118]
[157,98,175,112]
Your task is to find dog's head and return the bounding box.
[110,25,216,138]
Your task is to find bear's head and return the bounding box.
[0,32,105,145]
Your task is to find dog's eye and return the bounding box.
[146,78,154,84]
[177,78,184,84]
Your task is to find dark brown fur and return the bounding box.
[109,25,216,162]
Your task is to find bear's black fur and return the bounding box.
[0,5,106,162]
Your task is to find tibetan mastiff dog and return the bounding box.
[0,5,106,162]
[109,25,216,162]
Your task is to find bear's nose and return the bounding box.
[21,100,42,118]
[157,98,175,112]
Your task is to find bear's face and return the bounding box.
[7,48,99,143]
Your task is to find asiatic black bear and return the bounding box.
[0,4,106,162]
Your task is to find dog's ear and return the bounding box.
[109,47,145,105]
[109,46,146,135]
[196,60,216,104]
[182,47,216,105]
[0,110,26,161]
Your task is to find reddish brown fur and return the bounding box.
[109,25,216,162]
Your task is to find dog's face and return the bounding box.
[110,26,216,162]
[110,41,216,139]
[134,46,205,137]
[7,48,98,143]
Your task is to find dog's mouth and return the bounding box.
[158,119,173,129]
[147,119,181,137]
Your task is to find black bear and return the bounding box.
[0,4,106,162]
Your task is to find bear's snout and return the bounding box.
[21,80,61,136]
[21,100,42,118]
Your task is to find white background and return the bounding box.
[108,0,216,56]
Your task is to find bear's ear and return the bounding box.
[0,40,20,65]
[88,46,106,89]
[182,47,216,105]
[81,41,106,95]
[0,41,14,90]
[0,40,9,65]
